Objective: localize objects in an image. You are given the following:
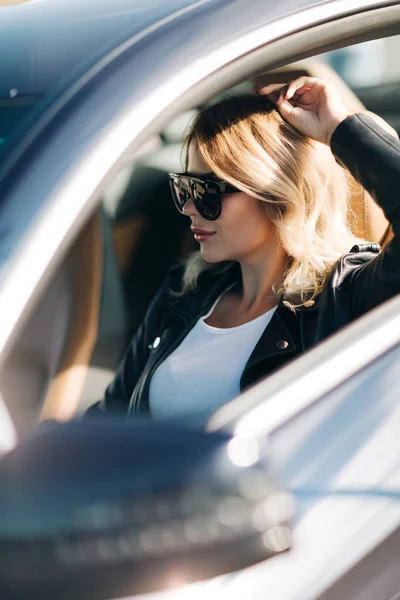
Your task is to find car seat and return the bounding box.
[103,112,199,337]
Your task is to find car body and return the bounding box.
[2,0,400,598]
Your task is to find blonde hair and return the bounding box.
[180,95,364,308]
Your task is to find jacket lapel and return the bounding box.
[168,268,301,366]
[243,302,298,371]
[160,265,311,388]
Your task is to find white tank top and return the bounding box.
[149,290,277,426]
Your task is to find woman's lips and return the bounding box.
[191,227,216,243]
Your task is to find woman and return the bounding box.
[89,77,400,424]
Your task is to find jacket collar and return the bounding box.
[244,298,319,376]
[161,263,319,365]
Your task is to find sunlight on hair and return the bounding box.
[179,95,366,308]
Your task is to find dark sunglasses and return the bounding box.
[168,172,239,221]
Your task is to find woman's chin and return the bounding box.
[200,247,229,263]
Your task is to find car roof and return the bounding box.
[0,0,361,98]
[2,0,396,148]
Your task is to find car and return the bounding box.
[1,0,400,598]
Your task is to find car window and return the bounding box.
[322,37,400,89]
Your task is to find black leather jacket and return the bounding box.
[89,114,400,418]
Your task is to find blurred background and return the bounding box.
[320,36,400,131]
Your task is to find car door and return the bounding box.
[211,292,400,600]
[119,292,400,600]
[2,1,400,598]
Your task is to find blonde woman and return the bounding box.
[89,77,400,423]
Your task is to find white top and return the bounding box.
[149,290,277,426]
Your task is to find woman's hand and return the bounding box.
[256,77,351,145]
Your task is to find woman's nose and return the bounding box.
[182,197,198,216]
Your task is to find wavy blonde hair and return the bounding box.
[180,94,364,308]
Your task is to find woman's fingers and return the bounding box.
[284,76,319,100]
[257,83,297,108]
[256,76,350,144]
[256,83,285,96]
[257,77,321,103]
[256,84,283,104]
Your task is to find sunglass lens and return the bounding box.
[170,176,221,220]
[171,178,188,212]
[192,181,219,219]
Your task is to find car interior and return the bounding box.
[2,36,400,440]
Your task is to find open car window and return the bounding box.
[3,27,400,432]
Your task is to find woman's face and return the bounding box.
[184,142,278,264]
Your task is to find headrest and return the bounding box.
[162,110,198,144]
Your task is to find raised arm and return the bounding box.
[257,77,400,316]
[329,112,400,315]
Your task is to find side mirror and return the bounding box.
[0,420,294,599]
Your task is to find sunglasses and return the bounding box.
[168,172,240,221]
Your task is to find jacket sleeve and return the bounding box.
[85,270,178,418]
[330,113,400,317]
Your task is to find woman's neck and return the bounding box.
[237,247,288,313]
